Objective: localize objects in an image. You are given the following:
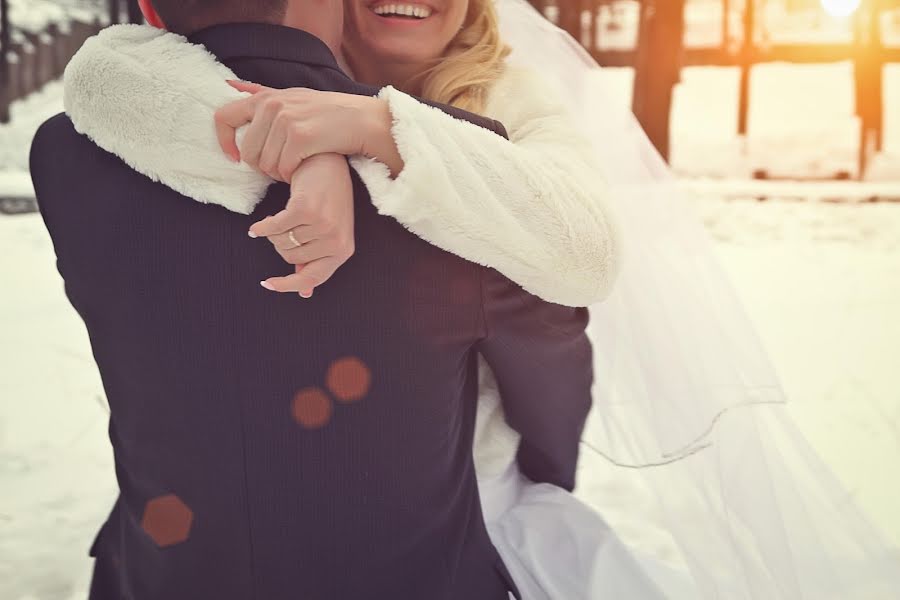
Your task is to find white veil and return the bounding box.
[495,1,900,597]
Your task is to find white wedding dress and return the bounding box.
[62,3,900,598]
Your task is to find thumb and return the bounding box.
[226,79,271,95]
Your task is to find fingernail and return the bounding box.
[248,230,258,238]
[299,291,313,299]
[260,281,275,291]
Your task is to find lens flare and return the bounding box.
[820,0,861,18]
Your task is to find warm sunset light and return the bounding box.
[820,0,862,18]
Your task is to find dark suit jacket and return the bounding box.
[31,23,593,600]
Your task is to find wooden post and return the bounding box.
[0,0,10,123]
[108,0,120,25]
[737,0,755,136]
[854,0,884,178]
[722,0,731,49]
[531,0,550,18]
[632,0,686,161]
[127,0,144,24]
[589,0,600,54]
[558,0,583,42]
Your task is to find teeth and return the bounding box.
[373,3,433,18]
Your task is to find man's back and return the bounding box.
[32,24,591,600]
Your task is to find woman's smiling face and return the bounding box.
[342,0,470,68]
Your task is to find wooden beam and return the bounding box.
[854,0,885,178]
[108,0,120,24]
[557,0,584,42]
[738,0,755,135]
[722,0,732,48]
[589,45,900,67]
[632,0,686,161]
[127,0,143,24]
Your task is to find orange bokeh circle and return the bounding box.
[326,357,372,403]
[292,387,333,428]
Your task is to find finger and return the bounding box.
[260,258,339,294]
[277,239,330,265]
[258,121,289,181]
[249,209,315,239]
[238,99,281,170]
[214,96,260,161]
[226,80,272,95]
[295,264,315,299]
[269,226,319,251]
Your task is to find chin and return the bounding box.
[369,42,436,65]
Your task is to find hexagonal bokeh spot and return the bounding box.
[141,494,194,548]
[292,387,333,428]
[326,357,372,403]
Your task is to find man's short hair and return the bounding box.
[150,0,289,35]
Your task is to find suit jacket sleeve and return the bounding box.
[475,267,593,492]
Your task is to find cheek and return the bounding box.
[442,5,469,44]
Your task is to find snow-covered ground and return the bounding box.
[2,23,900,600]
[0,81,65,177]
[4,185,900,600]
[587,62,900,182]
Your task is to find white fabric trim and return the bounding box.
[351,68,621,307]
[63,25,273,215]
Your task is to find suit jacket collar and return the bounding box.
[188,23,347,77]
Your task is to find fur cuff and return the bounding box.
[63,24,272,215]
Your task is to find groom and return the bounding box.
[30,0,594,598]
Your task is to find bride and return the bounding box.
[63,0,900,597]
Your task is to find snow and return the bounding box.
[0,81,65,176]
[0,216,113,600]
[4,191,899,600]
[2,0,104,35]
[589,62,900,181]
[2,4,900,597]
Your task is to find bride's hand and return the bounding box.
[253,153,355,299]
[215,80,404,179]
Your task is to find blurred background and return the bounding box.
[1,1,899,598]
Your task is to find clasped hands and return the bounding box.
[214,80,402,298]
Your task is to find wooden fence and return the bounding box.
[2,0,896,177]
[0,0,141,123]
[531,0,898,177]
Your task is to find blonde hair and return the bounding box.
[411,0,511,114]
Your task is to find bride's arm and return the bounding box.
[217,69,620,307]
[351,68,620,307]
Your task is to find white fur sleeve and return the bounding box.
[350,68,621,307]
[63,25,272,215]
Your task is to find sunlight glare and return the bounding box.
[820,0,861,18]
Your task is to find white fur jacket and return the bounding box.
[63,25,616,479]
[64,25,620,308]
